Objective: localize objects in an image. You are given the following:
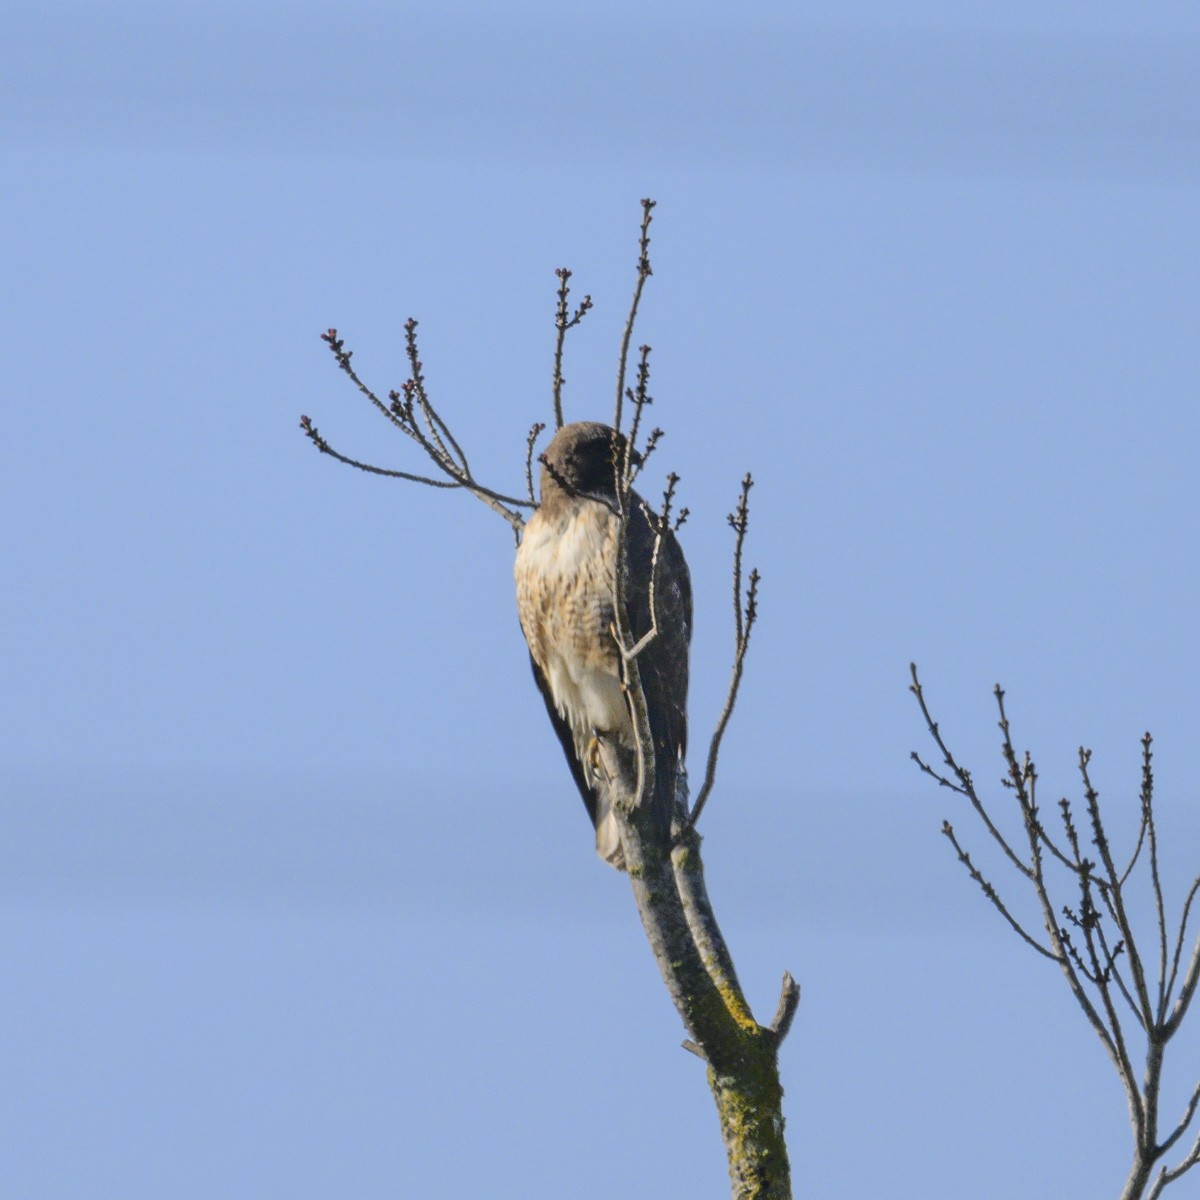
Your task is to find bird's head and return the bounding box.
[539,421,639,508]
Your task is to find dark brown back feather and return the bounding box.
[622,492,692,841]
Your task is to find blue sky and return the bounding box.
[4,3,1200,1196]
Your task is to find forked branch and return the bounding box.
[301,325,532,535]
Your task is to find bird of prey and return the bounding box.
[514,421,692,869]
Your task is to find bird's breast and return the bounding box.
[514,501,629,737]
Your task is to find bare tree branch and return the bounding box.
[524,422,546,507]
[613,198,655,434]
[1091,916,1142,1027]
[1160,1077,1200,1158]
[302,326,532,535]
[689,475,759,829]
[551,266,592,429]
[940,819,1059,960]
[1140,734,1172,1023]
[1078,750,1156,1035]
[908,668,1033,881]
[1148,1117,1200,1200]
[300,416,460,489]
[911,667,1200,1200]
[627,343,654,455]
[401,318,470,476]
[1165,909,1200,1037]
[621,476,681,664]
[768,972,801,1042]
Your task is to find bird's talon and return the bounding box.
[586,734,608,784]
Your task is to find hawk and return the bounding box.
[515,421,692,869]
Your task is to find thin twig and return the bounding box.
[551,267,592,429]
[321,327,417,439]
[1140,733,1172,1023]
[1027,818,1140,1131]
[613,198,655,434]
[402,319,470,475]
[633,426,665,481]
[299,416,460,488]
[1080,749,1154,1026]
[306,327,532,532]
[621,481,679,663]
[1165,912,1200,1038]
[524,422,546,507]
[627,343,653,453]
[908,668,1033,881]
[941,821,1059,960]
[1148,1118,1200,1200]
[689,474,759,829]
[1166,875,1200,1021]
[1159,1077,1200,1157]
[1092,917,1141,1026]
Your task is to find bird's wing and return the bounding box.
[623,494,693,836]
[526,652,601,829]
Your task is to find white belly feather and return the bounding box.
[515,502,631,744]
